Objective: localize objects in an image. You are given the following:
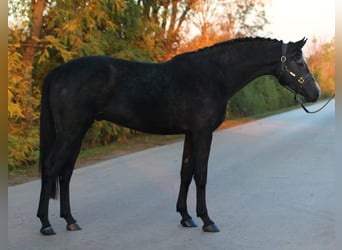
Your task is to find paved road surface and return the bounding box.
[8,101,335,250]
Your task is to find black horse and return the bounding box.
[37,37,320,235]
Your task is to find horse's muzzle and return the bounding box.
[302,78,320,103]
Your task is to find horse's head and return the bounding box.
[278,38,320,102]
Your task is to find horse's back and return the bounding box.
[44,56,119,128]
[44,56,181,131]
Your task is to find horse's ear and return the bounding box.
[288,37,307,54]
[294,37,307,50]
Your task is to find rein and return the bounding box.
[280,43,335,114]
[295,93,335,114]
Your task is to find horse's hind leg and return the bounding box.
[60,169,81,231]
[176,133,197,228]
[59,147,83,231]
[37,176,57,235]
[37,129,87,235]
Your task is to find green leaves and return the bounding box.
[228,76,297,118]
[37,35,76,63]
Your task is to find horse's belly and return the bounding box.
[98,106,186,135]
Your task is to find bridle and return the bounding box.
[279,43,311,91]
[279,43,335,114]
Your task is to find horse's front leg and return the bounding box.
[38,130,86,235]
[193,131,220,232]
[176,133,197,228]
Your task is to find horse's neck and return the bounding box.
[213,40,282,98]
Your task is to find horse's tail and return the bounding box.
[39,73,59,200]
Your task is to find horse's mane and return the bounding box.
[211,37,282,49]
[172,37,282,60]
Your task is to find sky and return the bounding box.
[263,0,335,42]
[8,0,335,45]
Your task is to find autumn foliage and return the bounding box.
[306,37,335,97]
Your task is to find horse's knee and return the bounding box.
[180,171,193,184]
[194,175,207,188]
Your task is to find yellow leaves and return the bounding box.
[8,42,40,170]
[38,35,76,63]
[44,34,63,46]
[8,49,39,171]
[64,19,79,32]
[8,0,130,171]
[8,49,27,120]
[8,29,40,126]
[8,129,39,172]
[8,89,25,119]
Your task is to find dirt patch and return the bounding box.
[218,118,253,130]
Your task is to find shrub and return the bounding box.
[227,75,297,118]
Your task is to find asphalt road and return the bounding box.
[8,101,335,250]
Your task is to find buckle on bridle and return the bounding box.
[298,77,305,84]
[280,56,286,63]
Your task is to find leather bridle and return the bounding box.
[279,43,334,114]
[279,43,311,90]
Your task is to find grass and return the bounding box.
[8,119,253,186]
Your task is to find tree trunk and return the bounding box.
[22,0,46,126]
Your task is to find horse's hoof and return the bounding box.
[202,223,220,233]
[40,226,56,236]
[66,223,82,231]
[180,218,197,228]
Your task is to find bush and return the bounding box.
[82,121,131,148]
[8,128,39,174]
[227,75,297,118]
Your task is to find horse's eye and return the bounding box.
[296,60,304,66]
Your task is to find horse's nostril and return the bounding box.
[311,92,320,102]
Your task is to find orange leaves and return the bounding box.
[306,37,335,97]
[175,0,269,57]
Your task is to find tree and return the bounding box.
[126,0,197,61]
[8,0,46,127]
[176,0,270,55]
[8,26,40,172]
[8,0,127,171]
[306,37,335,97]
